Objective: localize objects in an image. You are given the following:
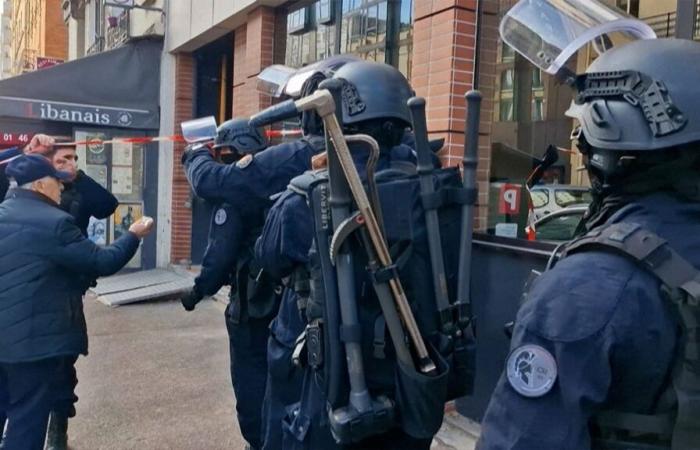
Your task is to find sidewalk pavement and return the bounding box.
[69,293,479,449]
[70,296,245,449]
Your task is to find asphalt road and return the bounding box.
[69,296,246,450]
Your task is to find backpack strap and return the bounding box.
[288,170,328,200]
[562,222,700,449]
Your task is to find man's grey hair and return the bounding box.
[19,182,34,189]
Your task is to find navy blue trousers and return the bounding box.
[226,304,273,450]
[0,358,60,450]
[51,356,79,418]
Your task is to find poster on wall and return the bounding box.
[85,165,108,189]
[85,133,109,165]
[112,203,143,268]
[112,141,133,166]
[87,218,107,245]
[112,166,133,195]
[74,132,88,172]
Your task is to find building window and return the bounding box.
[398,0,413,79]
[531,69,546,121]
[285,0,414,79]
[341,0,388,57]
[288,7,311,34]
[500,41,515,62]
[318,0,334,24]
[498,69,515,122]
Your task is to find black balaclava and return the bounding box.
[300,72,328,137]
[577,140,700,234]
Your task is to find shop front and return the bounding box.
[0,37,163,269]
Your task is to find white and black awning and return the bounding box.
[0,37,162,130]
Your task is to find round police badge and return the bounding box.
[506,344,557,398]
[236,154,253,169]
[214,208,227,225]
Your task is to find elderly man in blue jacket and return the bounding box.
[0,154,153,450]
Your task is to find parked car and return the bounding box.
[530,184,592,219]
[527,205,588,242]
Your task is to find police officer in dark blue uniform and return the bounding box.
[255,61,433,450]
[478,38,700,450]
[181,118,325,450]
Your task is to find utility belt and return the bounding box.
[228,256,283,325]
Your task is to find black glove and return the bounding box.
[181,288,203,312]
[181,143,209,165]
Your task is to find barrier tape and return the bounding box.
[0,129,305,166]
[58,129,303,146]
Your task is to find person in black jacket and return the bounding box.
[53,143,119,235]
[0,154,153,450]
[46,143,120,450]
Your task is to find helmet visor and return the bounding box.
[500,0,657,75]
[181,116,218,144]
[256,65,298,98]
[257,55,362,98]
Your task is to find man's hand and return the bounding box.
[129,217,154,239]
[181,288,203,312]
[312,151,328,170]
[24,134,55,155]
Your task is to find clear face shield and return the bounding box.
[499,0,657,77]
[181,116,218,144]
[256,55,362,98]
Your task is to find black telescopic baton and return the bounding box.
[456,90,482,326]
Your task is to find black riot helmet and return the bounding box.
[213,118,268,154]
[332,61,414,130]
[297,55,361,137]
[566,38,700,153]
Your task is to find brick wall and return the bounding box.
[232,6,277,117]
[43,0,68,60]
[171,6,281,262]
[170,53,194,264]
[413,0,499,231]
[169,2,499,259]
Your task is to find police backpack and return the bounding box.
[289,160,476,444]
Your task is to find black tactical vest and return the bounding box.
[557,222,700,450]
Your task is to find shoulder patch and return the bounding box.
[214,208,227,225]
[506,344,557,398]
[236,154,254,169]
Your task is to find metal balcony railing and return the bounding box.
[86,37,105,56]
[105,11,130,50]
[643,11,677,38]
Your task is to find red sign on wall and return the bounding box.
[498,183,522,215]
[0,133,33,147]
[36,57,64,70]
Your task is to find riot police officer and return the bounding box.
[478,38,700,450]
[255,61,436,450]
[180,118,325,450]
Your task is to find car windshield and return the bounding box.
[536,211,585,241]
[554,189,592,207]
[530,190,549,208]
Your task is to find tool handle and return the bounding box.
[456,90,482,320]
[407,97,433,174]
[249,99,299,128]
